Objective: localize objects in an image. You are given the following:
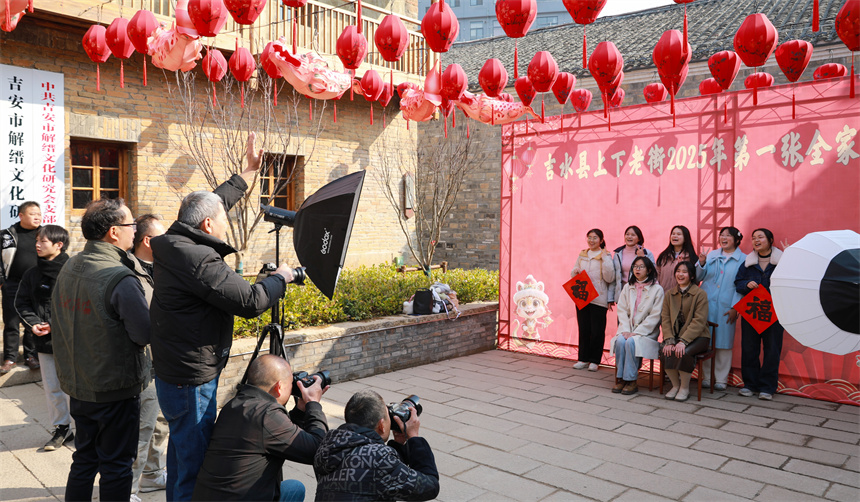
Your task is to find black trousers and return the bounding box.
[2,281,35,361]
[741,320,784,394]
[661,337,710,374]
[576,303,608,364]
[67,396,140,502]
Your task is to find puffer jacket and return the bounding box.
[14,253,69,353]
[314,424,440,502]
[571,249,616,308]
[150,175,287,385]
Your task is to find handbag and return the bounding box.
[413,289,434,315]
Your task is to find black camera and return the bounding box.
[291,370,331,397]
[387,395,422,433]
[255,263,306,286]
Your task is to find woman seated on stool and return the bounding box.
[660,261,711,402]
[610,257,664,395]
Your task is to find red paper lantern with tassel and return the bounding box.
[835,0,859,98]
[440,97,454,137]
[188,0,230,38]
[106,18,135,89]
[176,0,201,38]
[775,39,812,118]
[699,78,723,95]
[552,72,575,104]
[644,82,668,103]
[375,14,409,62]
[570,88,592,112]
[588,41,623,125]
[361,69,384,101]
[202,49,228,106]
[282,0,310,54]
[229,45,256,108]
[83,25,111,91]
[441,63,468,101]
[127,10,159,86]
[379,82,393,127]
[606,71,624,102]
[528,51,559,92]
[514,77,536,107]
[337,25,367,70]
[561,0,607,68]
[261,41,284,106]
[744,72,774,106]
[653,29,690,123]
[479,58,508,98]
[495,0,537,78]
[609,87,624,108]
[224,0,266,25]
[707,50,741,90]
[813,63,847,80]
[672,0,696,50]
[733,13,778,69]
[421,0,459,53]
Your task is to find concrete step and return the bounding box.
[0,363,42,387]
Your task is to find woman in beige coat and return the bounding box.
[571,229,616,371]
[660,261,711,401]
[609,256,664,395]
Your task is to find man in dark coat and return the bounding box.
[314,389,440,502]
[150,133,297,501]
[193,355,329,501]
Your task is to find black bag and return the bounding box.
[413,289,434,315]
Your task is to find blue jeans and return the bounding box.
[280,480,305,502]
[155,376,218,501]
[614,336,642,381]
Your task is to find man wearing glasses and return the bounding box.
[52,197,153,501]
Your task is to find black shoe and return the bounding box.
[44,425,74,451]
[25,356,40,370]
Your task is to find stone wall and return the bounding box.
[216,302,498,403]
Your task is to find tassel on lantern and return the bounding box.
[241,84,245,108]
[370,102,373,125]
[582,27,587,68]
[334,102,337,123]
[452,111,456,128]
[851,55,855,99]
[514,42,519,79]
[813,0,820,32]
[292,8,298,55]
[491,104,495,126]
[466,119,470,138]
[143,57,148,87]
[350,70,355,100]
[273,84,277,107]
[120,61,125,89]
[753,84,758,106]
[608,107,611,132]
[5,0,10,28]
[683,5,688,51]
[724,97,728,124]
[96,63,101,92]
[602,91,608,118]
[212,83,217,108]
[28,0,32,12]
[540,98,545,123]
[444,116,448,138]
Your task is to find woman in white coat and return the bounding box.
[609,256,664,395]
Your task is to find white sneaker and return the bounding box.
[573,361,589,370]
[587,363,599,372]
[130,494,142,502]
[140,469,167,493]
[701,380,711,389]
[739,388,754,397]
[714,383,727,391]
[759,392,773,401]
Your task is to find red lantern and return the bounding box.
[514,77,536,107]
[421,1,459,53]
[813,63,847,80]
[202,49,228,106]
[337,25,367,71]
[528,51,559,93]
[440,97,454,137]
[361,68,383,125]
[281,0,308,6]
[653,30,691,113]
[673,0,696,49]
[378,82,393,107]
[562,0,607,67]
[552,72,575,105]
[83,25,111,91]
[441,63,468,102]
[261,41,283,78]
[699,78,723,95]
[106,18,135,88]
[375,14,408,62]
[733,13,778,69]
[588,41,623,123]
[744,72,773,106]
[643,82,667,103]
[609,87,624,108]
[708,50,741,91]
[229,45,256,107]
[570,88,592,112]
[775,39,813,118]
[188,0,229,38]
[176,0,200,38]
[496,0,537,78]
[224,0,266,25]
[606,71,624,103]
[479,58,508,98]
[835,0,859,97]
[127,10,159,86]
[424,66,443,103]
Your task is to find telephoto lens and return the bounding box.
[291,370,332,397]
[387,395,422,433]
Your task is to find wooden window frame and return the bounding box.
[260,153,301,211]
[69,140,128,215]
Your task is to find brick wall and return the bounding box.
[216,302,499,403]
[418,47,854,271]
[0,17,418,270]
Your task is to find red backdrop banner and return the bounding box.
[498,76,860,404]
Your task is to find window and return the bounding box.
[536,16,559,27]
[151,0,170,16]
[453,0,461,6]
[470,21,483,40]
[70,141,127,212]
[260,153,301,211]
[470,0,482,5]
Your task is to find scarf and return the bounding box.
[634,281,646,312]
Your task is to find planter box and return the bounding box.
[217,302,499,403]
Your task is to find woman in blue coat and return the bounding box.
[734,228,784,401]
[696,227,746,391]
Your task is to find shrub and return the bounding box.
[233,265,498,338]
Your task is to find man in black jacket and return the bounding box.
[150,133,297,501]
[193,355,328,501]
[314,389,440,502]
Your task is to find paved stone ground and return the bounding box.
[1,349,858,501]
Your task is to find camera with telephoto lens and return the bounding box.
[255,263,306,286]
[387,395,422,433]
[291,370,331,397]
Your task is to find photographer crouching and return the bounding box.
[314,390,439,501]
[192,355,329,501]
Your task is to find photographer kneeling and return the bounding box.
[314,390,439,501]
[192,355,329,501]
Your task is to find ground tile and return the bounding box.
[432,450,479,477]
[611,488,675,502]
[633,439,728,469]
[523,464,626,502]
[588,461,694,499]
[559,423,645,450]
[784,458,860,488]
[435,473,486,502]
[510,442,603,474]
[753,485,826,502]
[453,444,542,475]
[598,408,675,430]
[691,438,787,468]
[650,408,726,428]
[446,425,530,451]
[825,483,860,502]
[681,486,750,502]
[446,410,519,433]
[455,465,555,502]
[574,441,668,473]
[720,459,829,496]
[508,424,590,452]
[547,409,625,431]
[807,437,860,456]
[497,409,571,432]
[695,406,775,427]
[747,438,847,467]
[769,419,859,444]
[614,423,697,448]
[720,422,808,445]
